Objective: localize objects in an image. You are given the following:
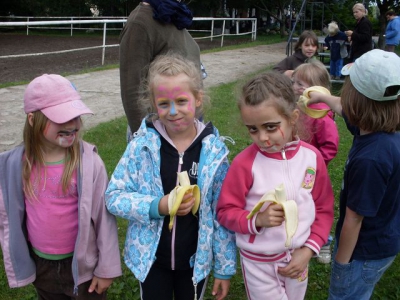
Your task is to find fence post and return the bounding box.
[211,19,214,42]
[27,17,29,35]
[252,19,257,41]
[71,17,73,36]
[102,22,107,65]
[221,19,226,47]
[236,19,239,34]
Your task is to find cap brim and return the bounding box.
[341,63,354,76]
[41,99,93,124]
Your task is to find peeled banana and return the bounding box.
[297,86,331,119]
[246,184,298,247]
[168,171,200,231]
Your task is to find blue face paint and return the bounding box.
[169,101,177,115]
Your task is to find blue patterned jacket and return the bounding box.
[105,117,236,283]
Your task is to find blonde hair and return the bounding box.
[292,60,331,90]
[328,21,339,35]
[22,111,80,200]
[353,3,367,15]
[139,53,209,120]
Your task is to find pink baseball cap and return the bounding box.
[24,74,93,124]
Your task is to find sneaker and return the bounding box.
[317,244,331,264]
[334,76,341,80]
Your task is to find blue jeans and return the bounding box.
[328,244,396,300]
[330,59,343,77]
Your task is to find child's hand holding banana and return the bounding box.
[247,183,298,247]
[167,171,200,231]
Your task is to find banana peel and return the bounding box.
[246,184,298,247]
[168,171,200,231]
[297,86,331,119]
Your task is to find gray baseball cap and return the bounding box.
[341,49,400,101]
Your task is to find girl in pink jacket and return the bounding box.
[217,71,334,300]
[292,59,339,166]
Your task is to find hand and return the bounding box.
[212,278,230,300]
[88,276,114,294]
[283,70,294,78]
[159,192,195,216]
[307,91,323,105]
[176,192,195,216]
[278,247,313,279]
[345,30,353,36]
[255,203,284,228]
[323,46,328,51]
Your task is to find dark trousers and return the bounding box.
[32,250,106,300]
[140,265,207,300]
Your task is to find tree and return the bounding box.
[251,0,302,37]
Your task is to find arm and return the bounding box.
[350,18,372,43]
[119,21,152,132]
[312,117,339,165]
[306,151,335,252]
[279,150,334,277]
[335,207,363,264]
[212,158,236,299]
[308,92,342,117]
[385,21,398,39]
[105,140,163,224]
[216,149,256,234]
[324,36,330,50]
[273,56,292,77]
[90,152,122,282]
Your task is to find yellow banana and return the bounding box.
[297,86,331,119]
[168,171,201,231]
[246,184,298,247]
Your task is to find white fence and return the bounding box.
[0,17,257,65]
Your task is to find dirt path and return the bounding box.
[0,42,286,152]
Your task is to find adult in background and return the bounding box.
[119,0,201,138]
[384,10,400,52]
[345,3,373,62]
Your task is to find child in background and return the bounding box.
[273,30,319,78]
[292,59,339,264]
[0,74,122,298]
[309,49,400,299]
[292,60,339,166]
[216,71,334,300]
[105,54,236,300]
[324,21,348,80]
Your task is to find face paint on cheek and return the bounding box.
[186,96,197,114]
[278,127,285,139]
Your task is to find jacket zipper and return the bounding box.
[171,151,184,270]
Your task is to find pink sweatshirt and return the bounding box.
[301,103,339,166]
[217,140,334,256]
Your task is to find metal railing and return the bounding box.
[0,17,257,65]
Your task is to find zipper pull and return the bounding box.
[192,277,197,300]
[281,149,287,160]
[179,152,184,165]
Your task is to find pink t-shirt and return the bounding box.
[25,163,78,254]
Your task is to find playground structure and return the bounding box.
[287,0,349,56]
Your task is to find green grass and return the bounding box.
[1,38,400,300]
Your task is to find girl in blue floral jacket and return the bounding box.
[105,54,236,300]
